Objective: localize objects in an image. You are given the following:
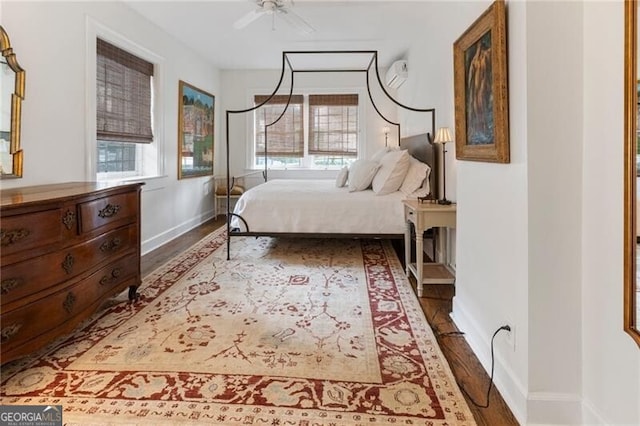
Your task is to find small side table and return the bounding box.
[403,199,457,297]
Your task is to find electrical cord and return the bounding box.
[458,325,511,409]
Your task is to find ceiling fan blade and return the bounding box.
[278,8,315,35]
[233,8,267,30]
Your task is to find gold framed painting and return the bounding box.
[178,80,215,179]
[453,0,509,163]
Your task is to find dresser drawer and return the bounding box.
[1,225,138,307]
[79,191,138,234]
[0,256,138,351]
[0,209,67,257]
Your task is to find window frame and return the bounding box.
[248,89,366,171]
[86,18,166,182]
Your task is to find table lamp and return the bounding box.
[434,127,453,205]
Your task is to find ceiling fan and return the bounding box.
[233,0,315,35]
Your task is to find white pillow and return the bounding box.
[370,146,390,163]
[335,166,348,188]
[348,160,380,192]
[371,149,410,195]
[409,178,431,199]
[400,156,431,195]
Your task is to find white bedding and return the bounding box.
[230,179,407,234]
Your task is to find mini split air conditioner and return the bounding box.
[385,60,408,89]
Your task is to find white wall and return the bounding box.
[582,1,640,425]
[218,68,399,186]
[526,1,583,423]
[0,1,220,254]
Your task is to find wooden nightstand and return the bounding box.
[403,199,457,297]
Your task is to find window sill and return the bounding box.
[98,174,171,192]
[249,167,345,172]
[251,169,340,180]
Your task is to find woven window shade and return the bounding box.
[97,39,154,144]
[309,94,358,156]
[254,95,304,157]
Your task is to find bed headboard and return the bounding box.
[400,133,439,199]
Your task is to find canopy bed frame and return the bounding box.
[224,50,439,259]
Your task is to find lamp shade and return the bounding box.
[434,127,453,144]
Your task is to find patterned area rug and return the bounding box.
[1,227,475,425]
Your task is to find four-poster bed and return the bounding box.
[224,51,439,259]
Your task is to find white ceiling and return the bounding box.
[123,0,438,70]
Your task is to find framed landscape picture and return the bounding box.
[178,80,215,179]
[453,0,509,163]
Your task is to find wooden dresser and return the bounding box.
[0,182,143,364]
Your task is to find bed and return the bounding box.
[229,134,438,238]
[224,51,438,258]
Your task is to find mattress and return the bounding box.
[230,179,407,235]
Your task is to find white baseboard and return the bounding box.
[581,397,610,426]
[526,392,582,425]
[141,210,215,255]
[451,298,528,424]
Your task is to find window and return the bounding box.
[97,141,136,172]
[309,94,358,167]
[254,95,304,168]
[96,38,156,180]
[253,93,359,169]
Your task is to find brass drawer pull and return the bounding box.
[99,268,123,286]
[1,278,23,294]
[63,292,76,314]
[98,204,121,219]
[100,237,122,253]
[1,323,23,343]
[61,253,75,274]
[0,228,31,246]
[62,210,76,230]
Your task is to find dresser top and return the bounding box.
[1,182,143,208]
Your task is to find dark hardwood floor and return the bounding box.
[141,218,519,426]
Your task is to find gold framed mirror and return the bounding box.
[624,0,640,347]
[0,25,25,179]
